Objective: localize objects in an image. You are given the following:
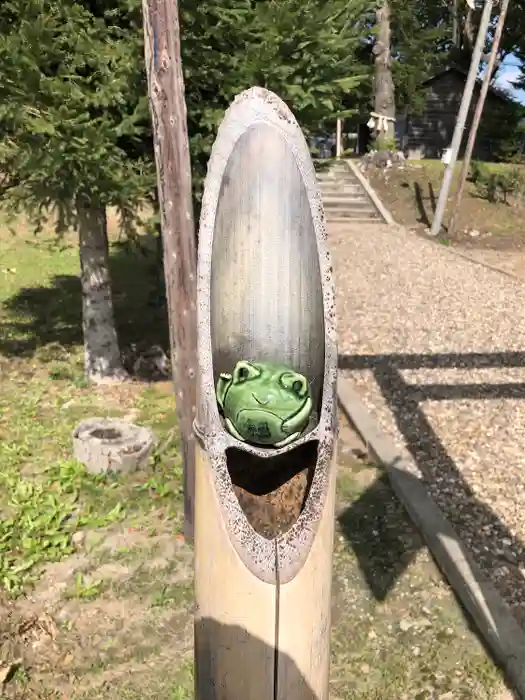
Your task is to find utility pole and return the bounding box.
[449,0,510,237]
[430,0,494,236]
[142,0,198,542]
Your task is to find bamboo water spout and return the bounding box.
[193,87,338,700]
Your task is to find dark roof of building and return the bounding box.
[421,66,512,104]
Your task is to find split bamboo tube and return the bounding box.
[193,87,338,700]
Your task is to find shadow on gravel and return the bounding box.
[338,351,525,620]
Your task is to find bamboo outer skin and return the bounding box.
[194,87,338,700]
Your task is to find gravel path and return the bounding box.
[330,222,525,626]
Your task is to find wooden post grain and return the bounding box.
[141,0,198,542]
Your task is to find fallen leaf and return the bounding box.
[62,653,74,667]
[0,659,21,685]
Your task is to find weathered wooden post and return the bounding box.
[141,0,198,541]
[193,87,338,699]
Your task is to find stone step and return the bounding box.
[326,207,380,217]
[325,207,378,217]
[323,197,373,210]
[318,175,362,185]
[317,174,357,183]
[325,201,377,212]
[319,184,363,195]
[323,187,371,199]
[316,160,384,223]
[316,162,348,171]
[327,215,381,224]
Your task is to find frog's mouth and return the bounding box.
[229,397,313,448]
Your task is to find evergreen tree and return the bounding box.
[180,0,375,199]
[390,0,453,113]
[0,0,154,381]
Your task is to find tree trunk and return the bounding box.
[462,7,475,52]
[77,196,127,383]
[452,0,459,46]
[374,1,396,145]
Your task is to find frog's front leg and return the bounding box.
[274,431,301,448]
[225,417,246,442]
[216,372,232,411]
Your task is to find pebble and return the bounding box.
[72,531,85,549]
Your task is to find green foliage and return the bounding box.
[492,114,525,164]
[0,0,155,233]
[2,0,525,237]
[473,165,524,204]
[180,0,374,203]
[475,96,525,163]
[390,0,452,113]
[0,0,375,226]
[0,444,122,596]
[469,160,489,184]
[458,5,525,101]
[373,135,399,152]
[0,222,187,594]
[496,136,525,165]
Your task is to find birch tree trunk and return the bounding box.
[77,196,127,383]
[373,1,396,145]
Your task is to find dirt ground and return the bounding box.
[367,160,525,251]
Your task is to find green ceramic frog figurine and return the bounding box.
[216,360,313,448]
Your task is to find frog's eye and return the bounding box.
[233,361,260,384]
[281,372,309,398]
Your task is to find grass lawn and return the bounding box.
[367,159,525,248]
[0,215,512,698]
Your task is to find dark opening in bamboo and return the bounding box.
[228,442,318,539]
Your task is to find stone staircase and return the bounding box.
[317,160,382,224]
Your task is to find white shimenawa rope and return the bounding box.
[366,112,395,133]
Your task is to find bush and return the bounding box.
[498,168,523,203]
[469,160,489,184]
[474,166,524,204]
[496,136,524,164]
[372,135,398,152]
